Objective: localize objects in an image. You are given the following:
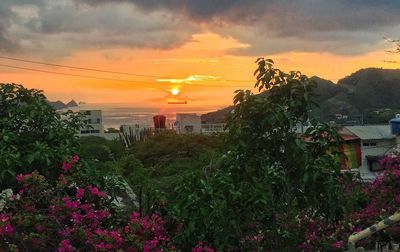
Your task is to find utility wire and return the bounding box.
[0,63,249,88]
[0,63,156,84]
[0,56,253,83]
[0,56,161,78]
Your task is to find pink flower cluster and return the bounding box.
[0,214,14,236]
[0,159,183,251]
[58,239,74,252]
[62,155,79,173]
[192,241,214,252]
[123,212,174,251]
[297,214,345,252]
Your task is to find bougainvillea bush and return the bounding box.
[0,157,179,251]
[346,155,400,245]
[296,154,400,251]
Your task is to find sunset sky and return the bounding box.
[1,0,400,111]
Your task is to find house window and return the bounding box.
[184,125,194,133]
[96,118,101,124]
[362,142,377,147]
[90,130,100,133]
[366,155,385,172]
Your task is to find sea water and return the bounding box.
[73,103,219,129]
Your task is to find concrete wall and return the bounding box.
[359,138,396,180]
[175,113,201,134]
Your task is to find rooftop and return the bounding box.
[342,125,394,140]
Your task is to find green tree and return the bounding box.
[171,59,343,251]
[117,155,150,215]
[78,136,125,162]
[130,131,224,203]
[0,83,85,189]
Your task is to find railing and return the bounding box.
[348,211,400,251]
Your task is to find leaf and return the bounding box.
[265,59,274,64]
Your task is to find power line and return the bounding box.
[0,55,253,83]
[0,56,161,78]
[0,63,155,84]
[0,63,249,88]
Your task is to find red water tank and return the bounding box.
[153,115,166,129]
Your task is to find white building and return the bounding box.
[175,113,201,134]
[78,110,104,137]
[341,125,397,181]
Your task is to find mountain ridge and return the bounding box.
[48,99,78,110]
[201,67,400,123]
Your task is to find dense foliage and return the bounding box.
[0,83,84,189]
[169,59,344,251]
[77,131,224,216]
[77,136,125,162]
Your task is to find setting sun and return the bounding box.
[170,88,180,96]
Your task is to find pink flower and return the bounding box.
[331,240,344,249]
[130,212,140,221]
[63,197,79,209]
[124,226,130,233]
[72,212,83,225]
[62,162,72,173]
[73,155,79,162]
[58,239,73,252]
[16,174,23,183]
[0,223,14,236]
[87,185,108,198]
[80,203,92,212]
[192,241,215,252]
[143,244,151,252]
[18,188,25,196]
[95,241,106,250]
[76,188,85,199]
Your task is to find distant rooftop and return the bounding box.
[343,125,394,140]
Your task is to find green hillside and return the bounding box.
[202,68,400,124]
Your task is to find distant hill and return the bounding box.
[202,68,400,123]
[48,99,78,110]
[66,99,78,107]
[201,106,234,123]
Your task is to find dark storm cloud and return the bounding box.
[80,0,400,55]
[81,0,400,32]
[0,5,19,52]
[0,0,197,57]
[1,0,400,56]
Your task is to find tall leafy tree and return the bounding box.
[0,83,85,188]
[172,59,343,251]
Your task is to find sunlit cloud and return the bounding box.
[157,75,220,84]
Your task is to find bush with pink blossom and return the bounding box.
[0,156,178,251]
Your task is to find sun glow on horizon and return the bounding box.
[170,88,180,96]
